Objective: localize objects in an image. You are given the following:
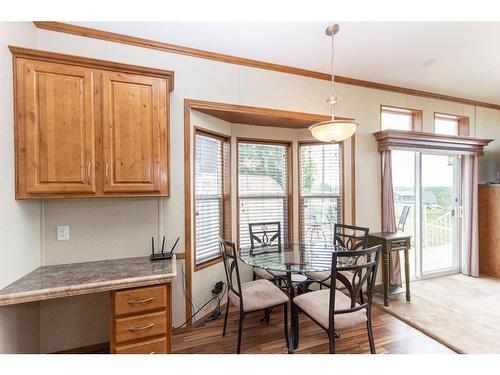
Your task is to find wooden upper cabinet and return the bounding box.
[17,59,96,195]
[10,46,173,199]
[102,72,167,193]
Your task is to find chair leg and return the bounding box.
[295,310,299,349]
[222,302,230,337]
[367,320,376,354]
[283,303,289,348]
[237,312,245,354]
[253,271,256,281]
[328,333,336,354]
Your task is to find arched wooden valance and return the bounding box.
[373,130,493,156]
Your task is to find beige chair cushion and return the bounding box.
[255,268,307,283]
[253,267,280,280]
[306,270,354,288]
[229,279,289,312]
[293,289,367,330]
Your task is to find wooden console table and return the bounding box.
[368,232,411,307]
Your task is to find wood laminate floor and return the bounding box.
[172,304,455,354]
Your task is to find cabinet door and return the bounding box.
[18,59,96,195]
[102,72,166,193]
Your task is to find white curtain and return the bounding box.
[461,155,479,277]
[381,150,402,286]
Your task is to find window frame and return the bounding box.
[434,112,469,136]
[298,140,345,242]
[380,105,423,132]
[193,127,231,271]
[236,138,293,248]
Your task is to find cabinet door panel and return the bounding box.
[102,72,165,193]
[20,60,96,194]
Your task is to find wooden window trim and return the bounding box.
[434,112,470,136]
[380,105,423,132]
[236,138,293,248]
[297,141,345,242]
[193,127,231,271]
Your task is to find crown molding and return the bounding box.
[33,21,500,111]
[9,45,174,90]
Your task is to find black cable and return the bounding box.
[177,259,199,310]
[173,294,218,329]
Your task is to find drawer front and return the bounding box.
[391,239,410,250]
[114,285,167,316]
[115,337,167,354]
[115,311,167,344]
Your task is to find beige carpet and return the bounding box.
[373,274,500,354]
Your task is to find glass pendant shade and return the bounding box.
[309,120,358,142]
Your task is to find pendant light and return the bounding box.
[309,24,358,142]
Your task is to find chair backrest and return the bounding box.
[397,206,411,232]
[219,238,244,309]
[328,245,382,325]
[333,223,369,251]
[248,222,282,252]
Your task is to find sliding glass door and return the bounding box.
[392,151,461,279]
[420,154,460,276]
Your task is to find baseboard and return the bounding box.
[53,342,110,354]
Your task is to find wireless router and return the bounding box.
[150,236,179,261]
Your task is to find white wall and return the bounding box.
[0,22,41,354]
[0,22,499,352]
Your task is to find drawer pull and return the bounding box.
[127,297,154,305]
[128,323,155,332]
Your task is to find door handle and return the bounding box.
[105,163,109,184]
[128,323,155,332]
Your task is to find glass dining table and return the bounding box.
[239,241,352,353]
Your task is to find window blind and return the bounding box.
[238,141,290,248]
[194,132,228,265]
[300,143,342,245]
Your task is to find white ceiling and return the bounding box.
[69,22,500,104]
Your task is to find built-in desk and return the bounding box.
[0,256,177,354]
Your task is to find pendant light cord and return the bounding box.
[330,28,336,121]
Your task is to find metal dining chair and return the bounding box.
[249,222,308,285]
[291,245,381,354]
[306,223,369,302]
[248,222,285,281]
[219,238,289,353]
[397,205,411,232]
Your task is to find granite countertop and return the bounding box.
[0,256,177,306]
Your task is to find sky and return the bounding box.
[392,151,455,188]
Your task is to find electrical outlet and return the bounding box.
[56,225,70,241]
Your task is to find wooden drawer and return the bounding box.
[115,311,167,344]
[115,337,167,354]
[114,285,167,316]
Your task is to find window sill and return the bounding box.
[194,255,223,272]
